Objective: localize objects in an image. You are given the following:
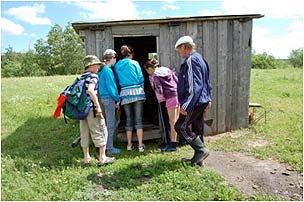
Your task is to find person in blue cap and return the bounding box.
[98,49,121,155]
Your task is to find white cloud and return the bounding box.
[141,10,157,17]
[221,0,303,19]
[24,33,37,37]
[71,0,138,20]
[252,20,304,58]
[161,4,180,10]
[5,3,51,25]
[198,9,223,16]
[1,18,24,35]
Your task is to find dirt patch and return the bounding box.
[245,139,270,148]
[204,151,303,200]
[206,129,251,141]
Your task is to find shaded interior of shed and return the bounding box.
[113,36,162,136]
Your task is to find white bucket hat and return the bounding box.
[174,36,193,49]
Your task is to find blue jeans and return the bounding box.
[101,98,118,150]
[123,100,144,131]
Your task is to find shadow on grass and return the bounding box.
[1,117,84,168]
[87,158,188,190]
[1,117,167,169]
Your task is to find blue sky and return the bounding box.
[1,0,303,58]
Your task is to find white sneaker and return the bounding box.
[127,144,133,151]
[138,144,145,152]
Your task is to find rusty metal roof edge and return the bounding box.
[72,14,264,32]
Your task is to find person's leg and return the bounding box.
[166,97,179,143]
[192,113,204,143]
[159,101,171,145]
[163,105,179,152]
[124,103,134,150]
[102,98,120,154]
[134,100,144,152]
[175,104,209,166]
[88,111,115,165]
[80,111,91,164]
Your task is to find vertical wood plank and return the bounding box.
[159,24,170,68]
[95,31,103,60]
[231,20,241,130]
[196,22,203,55]
[84,30,96,55]
[95,28,113,60]
[217,20,228,133]
[238,20,252,128]
[225,20,233,131]
[202,21,218,134]
[169,24,182,72]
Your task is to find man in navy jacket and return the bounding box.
[174,36,212,166]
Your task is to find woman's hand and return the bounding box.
[180,108,187,115]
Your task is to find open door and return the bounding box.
[114,36,161,141]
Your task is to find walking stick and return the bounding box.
[158,103,168,145]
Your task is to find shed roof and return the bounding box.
[72,14,263,33]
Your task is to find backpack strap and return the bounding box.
[82,72,97,118]
[64,113,68,124]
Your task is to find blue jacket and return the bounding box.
[114,58,144,89]
[98,65,120,102]
[177,51,212,112]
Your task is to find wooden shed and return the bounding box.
[72,14,263,139]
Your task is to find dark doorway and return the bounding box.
[114,36,160,138]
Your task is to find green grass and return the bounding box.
[1,68,302,200]
[209,68,303,171]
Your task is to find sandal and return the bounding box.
[97,157,115,166]
[84,157,95,165]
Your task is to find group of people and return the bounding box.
[79,36,212,167]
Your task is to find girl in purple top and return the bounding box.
[144,59,180,152]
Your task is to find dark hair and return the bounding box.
[144,61,154,69]
[120,45,134,58]
[150,59,159,67]
[144,59,159,69]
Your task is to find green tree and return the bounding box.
[288,48,303,68]
[21,49,46,76]
[34,23,85,75]
[251,52,277,69]
[1,46,23,77]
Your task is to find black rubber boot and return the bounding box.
[189,137,209,166]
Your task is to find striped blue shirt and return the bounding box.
[81,72,98,108]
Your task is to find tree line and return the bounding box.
[1,23,303,78]
[251,48,303,69]
[1,24,85,77]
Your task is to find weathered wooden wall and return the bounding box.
[77,18,253,135]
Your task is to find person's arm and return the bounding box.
[134,61,144,85]
[172,69,178,83]
[152,75,164,97]
[181,57,203,114]
[88,83,102,116]
[105,68,120,102]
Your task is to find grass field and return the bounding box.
[209,68,303,171]
[1,68,302,200]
